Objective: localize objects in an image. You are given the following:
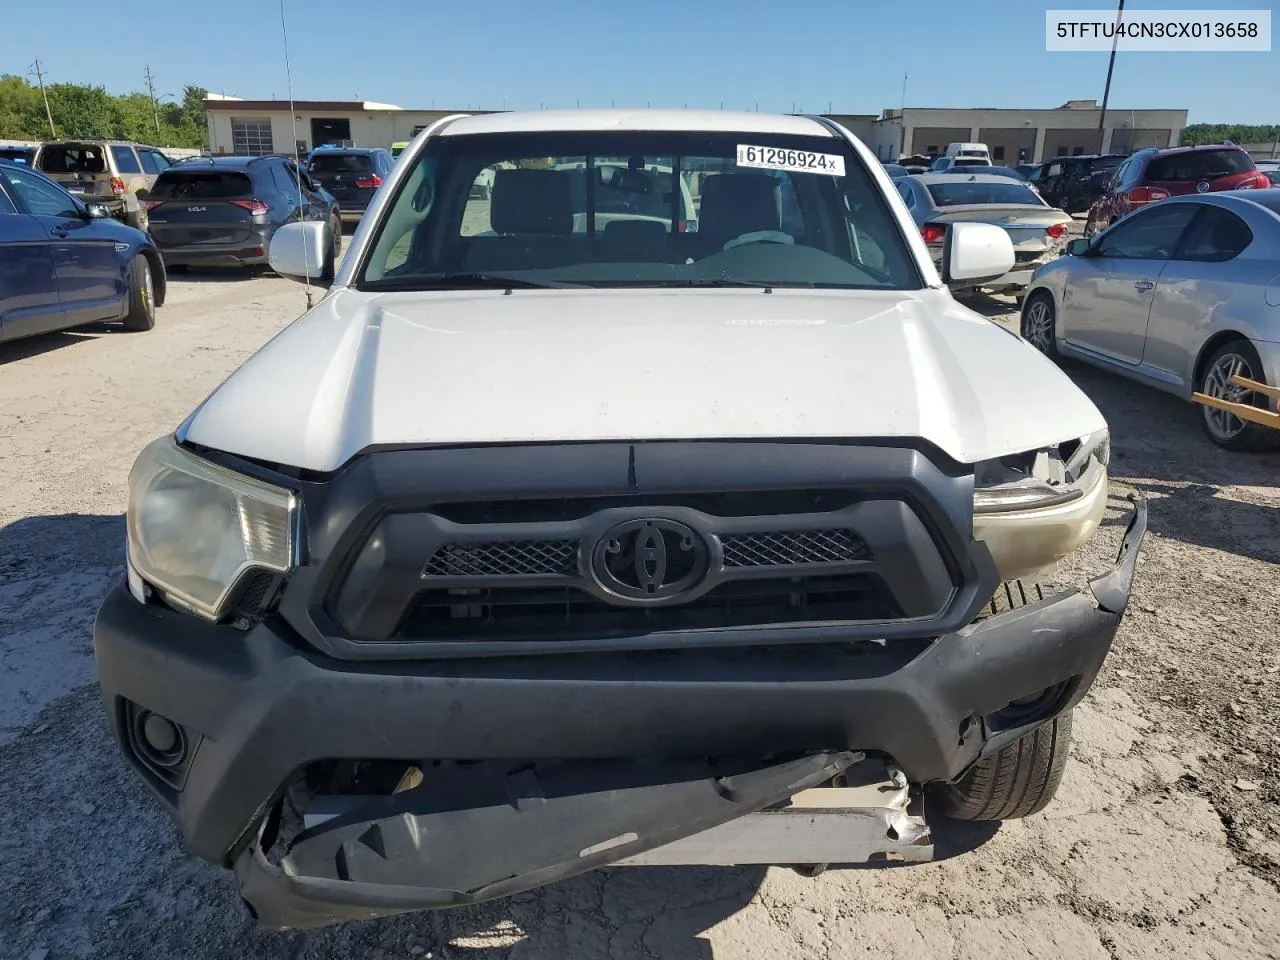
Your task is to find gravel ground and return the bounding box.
[2,254,1279,959]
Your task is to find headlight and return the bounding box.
[971,429,1109,581]
[126,436,297,621]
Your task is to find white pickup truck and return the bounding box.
[96,109,1145,929]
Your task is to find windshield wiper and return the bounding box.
[362,273,577,291]
[625,278,782,289]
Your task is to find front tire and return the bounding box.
[931,713,1073,821]
[121,255,156,332]
[1197,338,1280,452]
[1020,291,1058,360]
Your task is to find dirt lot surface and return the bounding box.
[2,260,1279,960]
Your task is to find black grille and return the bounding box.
[423,540,579,578]
[1014,250,1044,264]
[721,529,870,567]
[396,574,901,642]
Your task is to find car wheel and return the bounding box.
[121,255,156,332]
[1020,291,1058,360]
[126,205,149,233]
[1197,338,1280,452]
[930,712,1073,821]
[321,218,339,281]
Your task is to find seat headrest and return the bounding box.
[490,169,573,235]
[601,218,668,261]
[697,174,781,238]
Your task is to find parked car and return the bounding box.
[305,147,394,222]
[895,173,1072,293]
[390,140,410,158]
[1084,144,1267,237]
[937,164,1029,181]
[945,142,990,162]
[1023,190,1280,451]
[928,156,991,173]
[1015,163,1042,179]
[0,159,163,343]
[881,162,909,178]
[144,155,341,274]
[1026,154,1125,213]
[97,109,1143,930]
[0,145,35,165]
[32,140,173,231]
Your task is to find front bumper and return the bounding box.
[94,496,1145,927]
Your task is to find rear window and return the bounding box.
[1145,149,1255,182]
[953,158,989,167]
[307,153,374,174]
[926,181,1042,206]
[38,143,106,174]
[149,171,253,200]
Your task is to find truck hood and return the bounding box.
[181,287,1106,473]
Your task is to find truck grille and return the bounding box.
[423,539,579,578]
[396,573,900,642]
[721,529,870,567]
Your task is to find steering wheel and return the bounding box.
[722,230,795,252]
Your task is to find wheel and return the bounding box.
[121,255,156,332]
[791,864,828,877]
[931,713,1073,821]
[1197,338,1280,452]
[1020,291,1058,360]
[126,204,149,233]
[321,218,339,281]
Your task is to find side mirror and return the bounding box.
[268,221,331,285]
[943,222,1015,283]
[84,202,111,220]
[1065,238,1092,257]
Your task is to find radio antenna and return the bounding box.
[279,0,314,308]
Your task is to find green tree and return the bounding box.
[1182,123,1279,146]
[0,73,44,138]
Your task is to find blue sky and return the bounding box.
[2,0,1276,123]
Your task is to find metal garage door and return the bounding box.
[231,119,274,156]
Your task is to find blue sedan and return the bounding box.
[0,159,165,345]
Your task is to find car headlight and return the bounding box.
[126,436,297,621]
[971,429,1109,581]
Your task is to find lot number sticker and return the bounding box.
[736,145,845,177]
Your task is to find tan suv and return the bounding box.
[32,140,174,231]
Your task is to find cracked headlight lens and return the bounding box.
[972,429,1109,580]
[126,436,296,621]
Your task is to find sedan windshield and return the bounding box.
[927,180,1043,206]
[357,130,921,291]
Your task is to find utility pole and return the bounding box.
[1097,0,1124,153]
[144,65,161,134]
[32,59,56,138]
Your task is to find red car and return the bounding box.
[1085,144,1267,236]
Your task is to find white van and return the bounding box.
[945,142,990,162]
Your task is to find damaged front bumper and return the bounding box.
[94,498,1146,930]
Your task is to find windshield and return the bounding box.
[1146,149,1255,182]
[357,130,920,291]
[927,180,1043,206]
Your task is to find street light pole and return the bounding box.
[1097,0,1124,153]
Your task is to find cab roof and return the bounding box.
[438,109,837,139]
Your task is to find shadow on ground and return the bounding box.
[0,329,108,364]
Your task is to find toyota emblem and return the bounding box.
[1196,181,1210,193]
[591,518,710,602]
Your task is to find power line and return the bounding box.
[31,60,56,138]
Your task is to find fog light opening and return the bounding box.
[988,681,1072,732]
[131,708,188,770]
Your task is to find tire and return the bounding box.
[1020,291,1058,360]
[931,712,1073,821]
[121,255,156,332]
[126,204,149,233]
[321,218,339,281]
[1197,338,1280,452]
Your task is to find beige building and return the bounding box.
[203,97,493,155]
[869,100,1188,163]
